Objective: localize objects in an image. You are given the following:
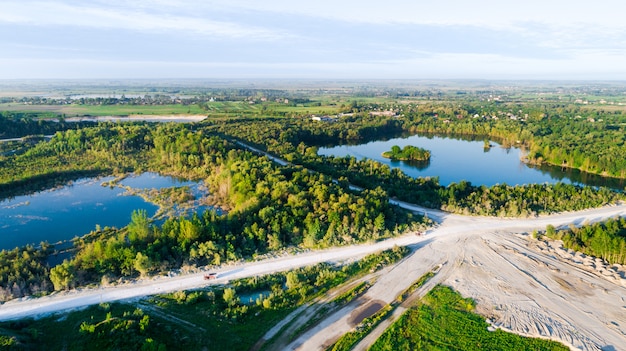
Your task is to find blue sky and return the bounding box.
[2,0,625,80]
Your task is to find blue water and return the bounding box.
[238,290,271,305]
[0,173,202,250]
[318,134,625,190]
[118,173,192,189]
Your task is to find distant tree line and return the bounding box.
[0,112,90,139]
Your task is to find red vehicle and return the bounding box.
[204,272,218,280]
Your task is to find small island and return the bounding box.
[382,145,431,161]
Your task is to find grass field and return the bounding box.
[0,293,295,351]
[0,100,346,118]
[0,249,411,351]
[0,103,207,117]
[369,285,569,351]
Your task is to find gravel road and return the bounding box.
[1,203,625,351]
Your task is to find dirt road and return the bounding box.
[1,203,625,351]
[285,204,626,351]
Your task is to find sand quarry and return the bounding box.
[1,203,626,350]
[63,114,207,123]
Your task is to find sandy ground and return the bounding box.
[0,204,625,351]
[286,204,626,351]
[63,115,207,123]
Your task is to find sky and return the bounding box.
[1,0,626,80]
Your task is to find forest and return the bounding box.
[207,117,623,217]
[0,112,89,139]
[0,87,625,293]
[0,84,624,350]
[0,122,425,299]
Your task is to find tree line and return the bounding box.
[0,244,52,301]
[544,217,626,265]
[0,112,91,139]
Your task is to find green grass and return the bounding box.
[0,248,411,351]
[331,281,370,305]
[147,296,294,351]
[0,103,206,117]
[72,104,207,116]
[0,99,343,119]
[202,101,343,118]
[76,105,206,116]
[0,296,295,351]
[370,285,569,351]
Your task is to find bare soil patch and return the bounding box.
[348,300,384,326]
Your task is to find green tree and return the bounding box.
[50,260,75,291]
[134,252,151,277]
[285,271,301,291]
[128,209,151,243]
[223,288,239,307]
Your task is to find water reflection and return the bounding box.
[391,159,431,171]
[318,133,624,191]
[0,173,208,250]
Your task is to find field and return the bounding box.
[0,298,294,351]
[0,100,348,119]
[0,103,206,117]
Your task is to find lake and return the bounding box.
[318,134,625,190]
[0,173,203,250]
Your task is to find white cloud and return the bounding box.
[2,0,625,79]
[202,0,626,28]
[0,1,288,40]
[201,0,626,53]
[3,51,626,80]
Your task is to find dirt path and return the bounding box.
[64,115,207,123]
[285,204,626,351]
[136,301,205,332]
[261,270,385,351]
[1,203,625,351]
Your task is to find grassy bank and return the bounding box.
[370,285,569,351]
